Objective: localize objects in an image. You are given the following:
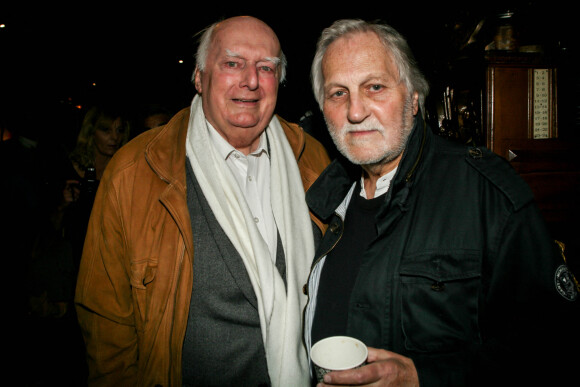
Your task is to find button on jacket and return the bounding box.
[75,108,330,386]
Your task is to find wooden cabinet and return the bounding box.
[484,53,580,272]
[485,54,558,157]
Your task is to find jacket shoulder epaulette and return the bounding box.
[464,146,534,211]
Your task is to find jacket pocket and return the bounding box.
[130,258,158,289]
[130,257,158,324]
[399,251,481,352]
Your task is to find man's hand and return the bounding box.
[61,179,81,206]
[318,347,419,386]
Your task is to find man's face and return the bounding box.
[322,31,418,167]
[194,17,281,154]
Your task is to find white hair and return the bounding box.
[311,19,429,116]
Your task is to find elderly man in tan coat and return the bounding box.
[75,16,330,386]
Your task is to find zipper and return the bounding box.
[405,122,427,182]
[304,215,344,295]
[304,182,355,294]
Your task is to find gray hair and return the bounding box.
[311,19,429,116]
[194,20,287,83]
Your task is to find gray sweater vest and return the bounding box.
[182,160,285,386]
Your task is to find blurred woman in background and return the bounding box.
[26,102,131,385]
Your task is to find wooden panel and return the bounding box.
[503,139,580,211]
[501,138,578,171]
[485,59,558,159]
[486,66,530,155]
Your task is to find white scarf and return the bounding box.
[185,95,312,385]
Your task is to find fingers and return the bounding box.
[63,180,81,203]
[65,179,81,189]
[320,363,377,385]
[320,350,419,386]
[366,347,396,363]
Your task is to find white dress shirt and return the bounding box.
[359,167,398,199]
[207,125,278,262]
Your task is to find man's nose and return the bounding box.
[240,66,259,90]
[347,93,370,123]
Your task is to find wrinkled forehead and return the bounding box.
[323,31,401,83]
[211,18,281,61]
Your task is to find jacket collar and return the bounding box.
[306,113,429,221]
[144,107,307,189]
[144,107,190,193]
[143,105,309,264]
[141,108,193,257]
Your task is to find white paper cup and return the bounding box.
[311,336,368,382]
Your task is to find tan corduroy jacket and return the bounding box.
[75,108,331,386]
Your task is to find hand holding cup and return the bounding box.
[311,336,368,383]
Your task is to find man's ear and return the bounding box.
[412,91,419,115]
[194,67,202,94]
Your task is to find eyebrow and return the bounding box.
[224,49,280,66]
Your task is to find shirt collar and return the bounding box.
[360,167,398,198]
[206,119,270,160]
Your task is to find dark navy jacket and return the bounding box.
[305,117,578,386]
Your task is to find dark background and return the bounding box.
[2,1,578,145]
[4,3,578,385]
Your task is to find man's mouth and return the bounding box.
[233,98,259,103]
[348,129,378,135]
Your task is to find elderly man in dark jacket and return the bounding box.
[304,19,578,387]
